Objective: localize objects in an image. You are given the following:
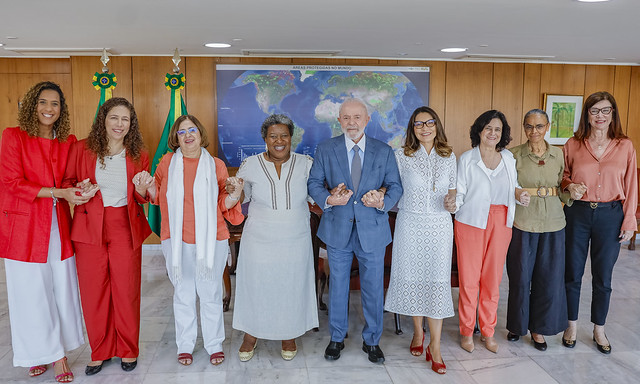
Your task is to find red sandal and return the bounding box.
[410,334,425,356]
[177,353,193,366]
[28,365,47,377]
[52,357,74,383]
[210,351,225,365]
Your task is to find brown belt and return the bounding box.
[522,186,558,198]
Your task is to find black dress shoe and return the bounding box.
[121,359,137,372]
[593,336,612,354]
[362,342,385,363]
[324,341,345,360]
[85,362,103,376]
[562,337,576,348]
[532,338,547,351]
[507,332,520,341]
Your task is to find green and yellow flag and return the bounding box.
[92,72,117,121]
[148,73,188,235]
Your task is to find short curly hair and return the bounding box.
[88,97,145,167]
[470,110,512,151]
[260,114,295,140]
[17,81,71,141]
[167,115,210,151]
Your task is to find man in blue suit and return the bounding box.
[308,98,402,363]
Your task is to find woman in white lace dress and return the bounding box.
[385,106,456,375]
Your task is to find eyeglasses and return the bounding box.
[177,127,198,136]
[524,124,547,132]
[414,119,436,128]
[588,107,613,116]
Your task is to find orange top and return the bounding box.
[561,137,638,231]
[153,153,244,242]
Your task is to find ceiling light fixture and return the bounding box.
[441,47,467,53]
[576,0,610,3]
[204,43,231,48]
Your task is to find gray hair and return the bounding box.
[260,114,295,140]
[339,98,370,116]
[523,108,549,124]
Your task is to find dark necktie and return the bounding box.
[351,145,361,192]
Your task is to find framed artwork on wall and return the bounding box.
[543,94,583,145]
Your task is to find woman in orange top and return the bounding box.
[63,97,152,375]
[561,91,637,354]
[147,114,244,366]
[0,81,89,382]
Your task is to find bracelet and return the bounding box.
[228,195,240,201]
[50,187,58,206]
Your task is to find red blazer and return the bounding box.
[63,139,152,249]
[0,127,76,262]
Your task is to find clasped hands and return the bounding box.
[132,171,156,197]
[225,177,244,200]
[326,183,384,209]
[567,182,587,201]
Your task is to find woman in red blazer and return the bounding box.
[0,81,89,382]
[63,97,153,376]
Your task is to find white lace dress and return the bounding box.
[384,146,456,318]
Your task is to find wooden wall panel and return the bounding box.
[584,65,615,97]
[444,62,493,155]
[627,67,640,165]
[492,63,525,146]
[70,56,133,139]
[613,66,632,132]
[540,64,586,96]
[0,58,70,74]
[184,57,217,156]
[131,56,179,156]
[522,63,542,117]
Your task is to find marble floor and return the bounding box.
[1,244,640,384]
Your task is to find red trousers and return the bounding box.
[75,206,142,360]
[455,205,512,337]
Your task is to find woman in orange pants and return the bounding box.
[454,110,530,353]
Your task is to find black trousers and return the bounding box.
[564,201,623,325]
[506,227,567,335]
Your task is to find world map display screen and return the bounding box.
[216,65,430,167]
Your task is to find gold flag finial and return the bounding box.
[100,48,110,73]
[172,48,181,74]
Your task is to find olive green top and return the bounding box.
[510,141,567,233]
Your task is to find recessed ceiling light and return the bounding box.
[440,47,467,53]
[0,43,4,47]
[232,38,243,42]
[204,43,231,48]
[576,0,610,3]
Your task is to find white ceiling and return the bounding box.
[1,0,638,65]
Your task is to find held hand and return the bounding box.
[519,190,531,207]
[59,187,91,206]
[619,230,634,244]
[443,193,456,213]
[567,182,587,200]
[362,189,384,209]
[330,183,350,197]
[225,177,244,200]
[327,188,353,206]
[133,171,155,196]
[75,178,99,198]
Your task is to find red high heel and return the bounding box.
[410,334,425,356]
[426,346,446,374]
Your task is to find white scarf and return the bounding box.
[166,147,218,284]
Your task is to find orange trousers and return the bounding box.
[75,206,142,360]
[455,205,512,337]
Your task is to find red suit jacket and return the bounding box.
[63,139,152,249]
[0,127,76,262]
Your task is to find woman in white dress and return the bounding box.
[385,106,456,375]
[232,114,319,362]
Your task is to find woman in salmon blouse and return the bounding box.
[561,91,637,354]
[63,97,153,375]
[147,114,244,366]
[0,81,88,382]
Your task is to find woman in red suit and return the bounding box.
[0,81,89,382]
[63,97,153,375]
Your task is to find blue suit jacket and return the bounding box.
[307,134,402,253]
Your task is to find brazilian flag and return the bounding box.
[148,73,188,235]
[92,72,117,121]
